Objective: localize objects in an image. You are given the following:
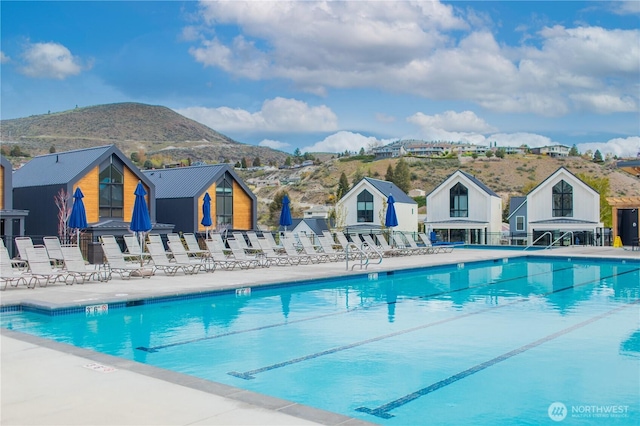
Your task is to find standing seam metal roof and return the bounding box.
[363,177,417,204]
[12,145,113,187]
[142,164,229,199]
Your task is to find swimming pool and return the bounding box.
[2,256,639,425]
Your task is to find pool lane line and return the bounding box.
[227,267,639,380]
[137,264,575,353]
[355,296,640,419]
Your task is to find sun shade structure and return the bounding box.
[279,195,292,231]
[385,194,398,228]
[130,181,152,266]
[68,187,88,244]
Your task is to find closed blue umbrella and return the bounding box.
[385,194,398,228]
[68,187,88,244]
[279,195,292,232]
[385,194,398,247]
[130,181,152,266]
[201,192,212,239]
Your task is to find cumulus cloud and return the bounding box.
[176,97,338,133]
[576,136,639,158]
[20,42,84,79]
[186,1,638,117]
[0,51,9,63]
[301,131,392,153]
[407,110,498,133]
[259,139,290,150]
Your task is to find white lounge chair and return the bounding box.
[23,246,70,287]
[123,234,152,263]
[0,239,29,289]
[182,233,209,257]
[43,236,65,266]
[297,234,331,263]
[148,241,200,276]
[101,235,149,280]
[226,239,263,269]
[60,245,106,283]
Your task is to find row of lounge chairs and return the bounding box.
[2,230,455,289]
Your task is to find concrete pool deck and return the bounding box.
[2,246,638,425]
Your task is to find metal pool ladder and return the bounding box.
[525,231,575,250]
[345,242,383,270]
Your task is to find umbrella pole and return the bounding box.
[139,232,144,267]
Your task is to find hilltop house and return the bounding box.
[336,177,418,233]
[0,155,29,256]
[143,164,257,234]
[514,167,603,245]
[12,145,172,240]
[425,170,503,244]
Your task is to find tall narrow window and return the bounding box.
[552,180,573,217]
[516,216,525,232]
[450,183,468,217]
[99,156,124,218]
[216,173,233,226]
[357,190,374,222]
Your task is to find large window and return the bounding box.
[99,156,124,218]
[357,190,374,222]
[216,173,233,226]
[450,183,468,217]
[552,180,573,217]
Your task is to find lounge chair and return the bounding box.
[60,245,106,283]
[0,239,29,289]
[392,233,426,255]
[376,233,409,256]
[123,234,152,263]
[262,232,285,254]
[147,241,200,276]
[43,236,65,267]
[248,234,293,266]
[334,231,351,251]
[167,240,212,272]
[280,236,312,265]
[297,234,331,263]
[23,246,70,287]
[204,238,242,270]
[418,233,454,254]
[14,236,34,263]
[182,233,209,257]
[148,234,163,245]
[317,235,346,261]
[361,234,400,257]
[226,238,263,269]
[101,235,149,280]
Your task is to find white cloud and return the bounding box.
[577,136,639,158]
[176,97,338,133]
[301,131,390,153]
[487,133,555,148]
[0,51,10,63]
[407,110,497,133]
[609,0,640,15]
[188,1,639,117]
[259,139,290,150]
[20,42,84,79]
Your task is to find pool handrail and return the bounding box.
[524,231,552,250]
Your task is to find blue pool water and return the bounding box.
[2,256,639,425]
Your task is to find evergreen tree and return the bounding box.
[351,168,365,188]
[385,164,394,183]
[284,157,292,167]
[485,150,494,158]
[252,157,261,167]
[569,144,580,156]
[130,152,140,163]
[241,157,248,168]
[394,158,411,193]
[593,149,603,163]
[495,148,505,159]
[293,148,301,158]
[336,172,350,200]
[359,147,365,156]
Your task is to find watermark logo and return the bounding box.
[548,402,630,421]
[548,402,567,422]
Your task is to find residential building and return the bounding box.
[336,177,418,233]
[424,170,503,244]
[0,155,29,256]
[143,164,257,234]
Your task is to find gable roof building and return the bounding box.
[524,166,602,245]
[143,164,257,234]
[1,155,29,256]
[336,177,418,233]
[425,170,503,244]
[12,145,162,238]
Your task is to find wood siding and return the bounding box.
[124,167,149,221]
[74,166,99,223]
[198,183,217,232]
[233,180,252,230]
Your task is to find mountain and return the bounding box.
[0,102,288,165]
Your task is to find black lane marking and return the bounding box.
[137,263,574,352]
[356,296,640,419]
[227,268,639,380]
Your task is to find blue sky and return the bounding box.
[1,1,639,158]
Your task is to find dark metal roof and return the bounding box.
[285,218,331,235]
[458,170,499,197]
[363,177,417,204]
[508,196,527,218]
[13,145,114,187]
[143,164,253,199]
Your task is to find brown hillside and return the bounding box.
[0,102,289,165]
